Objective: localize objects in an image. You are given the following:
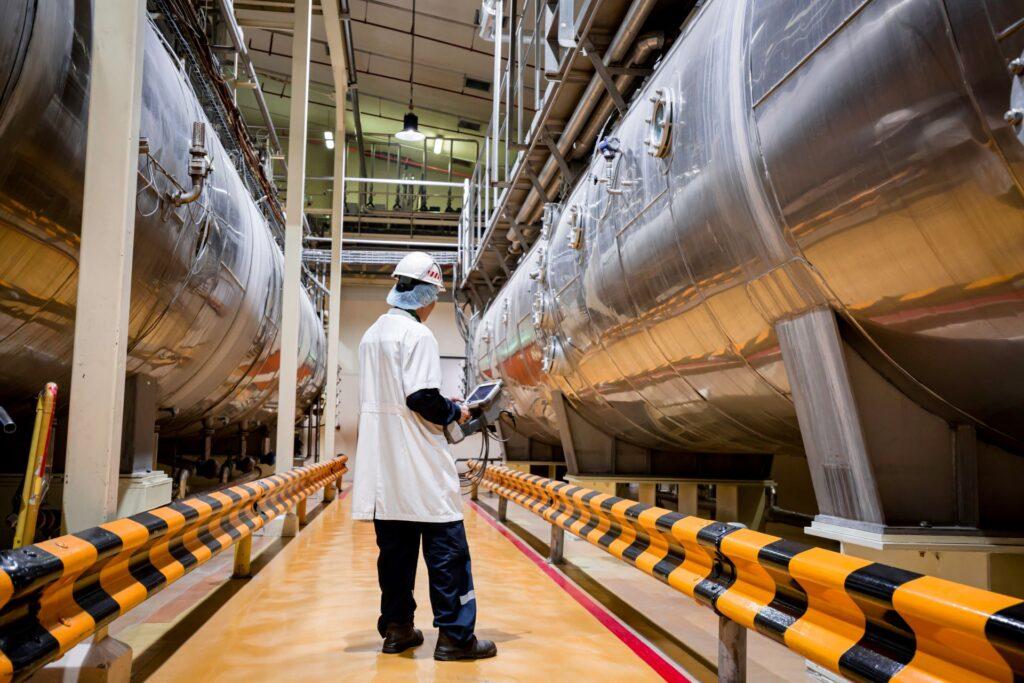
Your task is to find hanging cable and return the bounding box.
[409,0,416,109]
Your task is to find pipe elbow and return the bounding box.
[172,177,205,206]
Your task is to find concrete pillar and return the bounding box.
[117,375,172,517]
[274,0,313,473]
[63,0,147,532]
[321,0,347,463]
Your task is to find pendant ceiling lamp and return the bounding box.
[395,0,425,142]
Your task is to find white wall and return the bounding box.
[331,280,478,478]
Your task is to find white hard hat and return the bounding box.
[393,251,445,291]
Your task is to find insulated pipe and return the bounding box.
[339,0,369,202]
[509,0,658,231]
[215,0,281,153]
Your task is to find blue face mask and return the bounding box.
[386,282,439,310]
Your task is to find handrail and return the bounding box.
[0,457,347,680]
[481,465,1024,682]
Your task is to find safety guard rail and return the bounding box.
[0,457,347,680]
[481,465,1024,682]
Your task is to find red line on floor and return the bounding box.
[468,499,692,683]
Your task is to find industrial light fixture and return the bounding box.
[323,130,335,150]
[396,111,424,142]
[433,135,444,155]
[395,0,426,143]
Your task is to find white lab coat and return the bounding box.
[351,309,463,522]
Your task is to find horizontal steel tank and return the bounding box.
[473,0,1024,456]
[0,1,325,434]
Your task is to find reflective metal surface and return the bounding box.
[472,0,1024,454]
[0,2,325,434]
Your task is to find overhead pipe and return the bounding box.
[0,406,14,434]
[215,0,282,153]
[339,0,370,202]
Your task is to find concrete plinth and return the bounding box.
[31,636,132,683]
[116,471,172,517]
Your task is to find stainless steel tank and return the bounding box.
[473,0,1024,455]
[0,1,325,434]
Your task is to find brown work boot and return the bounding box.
[382,622,424,654]
[433,632,497,661]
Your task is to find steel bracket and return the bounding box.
[540,127,575,185]
[582,39,628,115]
[489,242,512,277]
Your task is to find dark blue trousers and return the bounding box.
[373,519,477,644]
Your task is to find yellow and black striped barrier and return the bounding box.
[0,457,346,681]
[482,465,1024,682]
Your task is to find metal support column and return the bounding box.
[322,0,347,462]
[490,0,503,181]
[63,0,147,531]
[718,617,747,682]
[548,524,564,564]
[274,0,312,473]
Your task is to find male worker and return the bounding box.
[351,252,497,661]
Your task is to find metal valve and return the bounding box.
[567,206,584,250]
[173,121,213,206]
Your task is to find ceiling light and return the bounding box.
[323,130,334,150]
[396,112,425,142]
[433,135,444,155]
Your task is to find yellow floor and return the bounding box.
[148,490,673,682]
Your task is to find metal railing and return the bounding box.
[460,0,554,277]
[303,248,458,267]
[457,0,613,286]
[480,465,1024,683]
[0,458,347,680]
[355,137,477,215]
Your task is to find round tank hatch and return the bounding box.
[645,87,674,158]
